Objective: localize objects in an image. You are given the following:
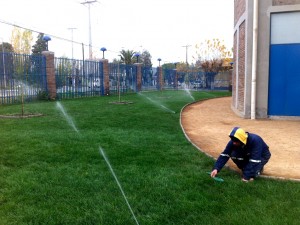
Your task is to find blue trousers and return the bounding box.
[231,149,271,176]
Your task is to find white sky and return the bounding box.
[0,0,234,66]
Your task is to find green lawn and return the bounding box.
[0,91,299,225]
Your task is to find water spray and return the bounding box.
[56,102,79,133]
[183,87,195,101]
[138,93,176,114]
[159,104,176,114]
[99,147,140,225]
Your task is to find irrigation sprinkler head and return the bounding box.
[206,172,224,182]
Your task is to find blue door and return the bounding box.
[269,12,300,116]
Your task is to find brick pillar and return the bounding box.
[101,59,109,95]
[135,63,142,92]
[158,66,163,91]
[42,51,56,100]
[174,69,178,89]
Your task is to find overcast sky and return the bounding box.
[0,0,234,66]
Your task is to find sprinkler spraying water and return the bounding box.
[56,102,79,133]
[55,102,139,224]
[183,87,195,101]
[138,93,176,114]
[159,104,176,114]
[99,147,140,225]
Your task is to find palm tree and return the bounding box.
[119,49,135,65]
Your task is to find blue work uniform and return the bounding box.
[213,132,271,180]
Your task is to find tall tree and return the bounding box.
[0,42,14,52]
[140,50,152,67]
[194,38,232,88]
[22,30,33,54]
[31,33,47,55]
[119,49,135,65]
[176,62,190,72]
[10,27,21,53]
[194,38,232,73]
[10,27,33,54]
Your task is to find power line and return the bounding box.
[0,18,111,54]
[0,18,126,59]
[0,18,85,46]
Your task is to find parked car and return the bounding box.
[92,78,100,88]
[193,80,204,88]
[88,78,101,90]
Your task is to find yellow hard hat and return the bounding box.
[229,127,248,145]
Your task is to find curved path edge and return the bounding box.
[180,97,300,182]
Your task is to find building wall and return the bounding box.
[232,31,237,106]
[232,0,247,117]
[273,0,300,5]
[254,0,272,118]
[233,0,300,119]
[234,0,246,25]
[237,21,246,112]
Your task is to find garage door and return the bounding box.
[269,12,300,116]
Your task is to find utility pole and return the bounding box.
[68,27,77,59]
[81,0,97,59]
[182,44,191,65]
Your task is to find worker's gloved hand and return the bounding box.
[211,169,218,178]
[242,178,254,182]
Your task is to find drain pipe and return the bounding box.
[251,0,258,119]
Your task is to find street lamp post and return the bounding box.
[157,58,161,67]
[134,52,140,63]
[182,44,191,65]
[68,28,77,59]
[81,0,97,59]
[42,35,51,51]
[100,47,107,59]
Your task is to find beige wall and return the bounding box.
[273,0,300,5]
[233,0,300,119]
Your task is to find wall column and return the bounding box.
[101,59,109,95]
[157,66,163,91]
[135,63,142,92]
[42,51,56,100]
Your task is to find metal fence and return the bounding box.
[55,58,104,99]
[55,61,147,99]
[163,69,230,91]
[0,52,230,104]
[0,52,47,104]
[108,63,137,94]
[142,66,157,90]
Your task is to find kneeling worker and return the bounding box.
[211,127,271,182]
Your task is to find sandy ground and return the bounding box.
[180,97,300,181]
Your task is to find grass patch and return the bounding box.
[0,90,299,225]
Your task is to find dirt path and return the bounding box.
[180,97,300,181]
